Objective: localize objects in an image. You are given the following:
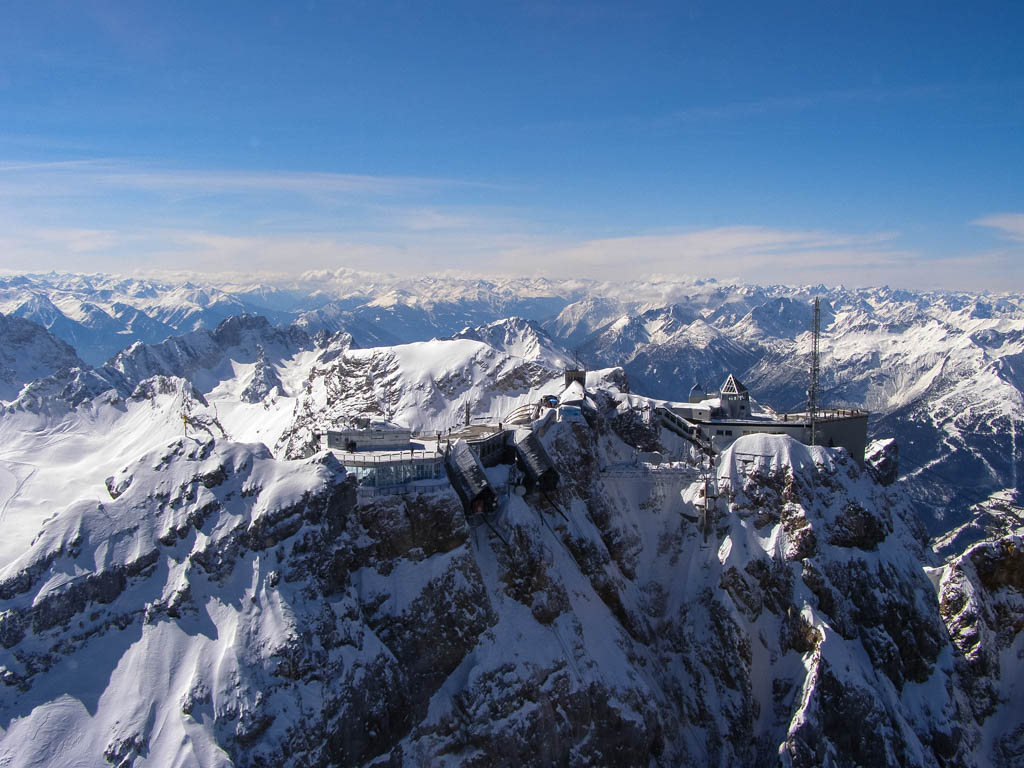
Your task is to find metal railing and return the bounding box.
[503,402,538,424]
[331,449,443,465]
[601,462,696,480]
[778,408,867,422]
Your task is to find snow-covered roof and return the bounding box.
[513,428,558,486]
[446,439,493,505]
[335,417,409,433]
[561,380,587,404]
[671,403,714,420]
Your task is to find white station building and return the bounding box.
[667,374,869,465]
[319,417,412,452]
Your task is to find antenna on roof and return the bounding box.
[808,296,820,446]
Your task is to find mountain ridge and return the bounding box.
[2,271,1023,542]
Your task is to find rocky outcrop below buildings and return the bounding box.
[936,535,1024,764]
[3,385,1021,765]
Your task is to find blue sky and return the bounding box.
[1,1,1023,289]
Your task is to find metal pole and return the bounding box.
[809,296,820,446]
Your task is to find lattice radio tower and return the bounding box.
[808,296,820,446]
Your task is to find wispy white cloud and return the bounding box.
[0,159,1020,291]
[974,213,1024,243]
[0,223,914,286]
[397,208,498,231]
[484,226,914,284]
[31,228,123,253]
[0,159,521,270]
[0,159,108,172]
[0,160,482,201]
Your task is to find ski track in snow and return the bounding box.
[0,460,36,528]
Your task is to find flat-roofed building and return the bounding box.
[320,417,412,452]
[666,374,869,465]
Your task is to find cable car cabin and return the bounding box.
[513,429,559,493]
[445,439,497,516]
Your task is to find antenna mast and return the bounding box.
[701,446,717,545]
[808,296,820,446]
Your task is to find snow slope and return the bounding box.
[3,271,1024,541]
[1,374,1017,765]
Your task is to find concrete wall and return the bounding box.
[564,369,586,387]
[720,393,751,419]
[670,404,713,421]
[816,415,869,466]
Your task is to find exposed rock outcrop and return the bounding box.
[0,380,1015,766]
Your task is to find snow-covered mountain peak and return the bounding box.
[1,269,1024,545]
[275,335,566,457]
[543,296,631,344]
[451,316,573,368]
[0,313,84,402]
[727,296,828,342]
[0,336,1020,764]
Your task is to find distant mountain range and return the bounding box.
[2,270,1022,543]
[0,270,1022,765]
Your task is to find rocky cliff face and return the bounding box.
[4,272,1024,545]
[0,436,494,767]
[2,377,1017,766]
[5,314,318,415]
[937,535,1024,764]
[529,423,969,767]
